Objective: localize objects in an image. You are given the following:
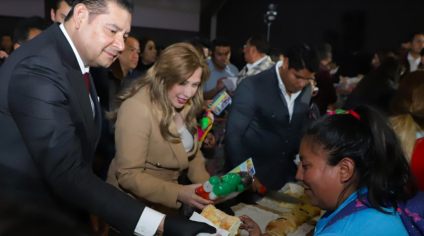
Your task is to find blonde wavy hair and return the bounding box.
[108,42,210,143]
[390,71,424,161]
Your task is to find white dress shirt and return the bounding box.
[407,52,421,73]
[59,24,95,118]
[275,61,301,122]
[59,24,165,236]
[246,55,268,71]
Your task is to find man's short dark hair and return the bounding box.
[53,0,75,12]
[65,0,134,22]
[316,43,332,61]
[13,16,50,45]
[212,38,230,52]
[409,31,424,42]
[286,43,320,73]
[1,34,12,40]
[249,35,270,54]
[189,36,212,51]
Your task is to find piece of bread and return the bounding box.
[266,214,298,236]
[201,205,241,236]
[266,186,322,236]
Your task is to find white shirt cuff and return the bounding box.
[134,207,165,236]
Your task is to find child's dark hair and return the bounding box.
[305,106,417,214]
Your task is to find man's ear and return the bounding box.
[72,3,89,29]
[338,157,355,183]
[50,8,56,22]
[282,57,289,70]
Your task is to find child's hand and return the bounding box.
[239,215,262,236]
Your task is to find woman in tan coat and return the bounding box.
[107,43,213,214]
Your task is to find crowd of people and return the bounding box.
[0,0,423,236]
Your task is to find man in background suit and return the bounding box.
[51,0,74,23]
[0,0,215,235]
[237,35,275,84]
[13,16,50,50]
[225,44,320,196]
[401,32,424,76]
[91,36,142,180]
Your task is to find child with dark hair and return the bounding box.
[240,106,423,236]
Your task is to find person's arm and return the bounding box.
[224,79,256,169]
[203,77,226,100]
[8,56,144,236]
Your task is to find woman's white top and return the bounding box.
[178,125,194,153]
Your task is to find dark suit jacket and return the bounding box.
[0,24,143,235]
[225,66,311,190]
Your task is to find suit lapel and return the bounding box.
[292,84,311,121]
[67,69,95,143]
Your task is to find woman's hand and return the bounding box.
[177,183,214,210]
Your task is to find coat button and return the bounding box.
[155,163,162,168]
[286,140,288,143]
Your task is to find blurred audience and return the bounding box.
[13,16,50,50]
[400,32,424,75]
[343,57,404,114]
[313,43,337,115]
[390,71,424,190]
[371,49,395,69]
[51,0,74,23]
[136,37,157,75]
[1,34,13,54]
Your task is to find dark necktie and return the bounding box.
[83,73,90,92]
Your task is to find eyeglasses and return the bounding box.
[243,44,251,49]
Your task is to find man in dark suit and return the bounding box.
[0,1,214,236]
[400,32,424,76]
[225,44,320,195]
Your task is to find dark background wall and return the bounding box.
[216,0,424,75]
[217,0,424,53]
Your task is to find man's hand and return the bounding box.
[251,176,263,193]
[163,216,217,236]
[0,50,8,59]
[216,77,227,91]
